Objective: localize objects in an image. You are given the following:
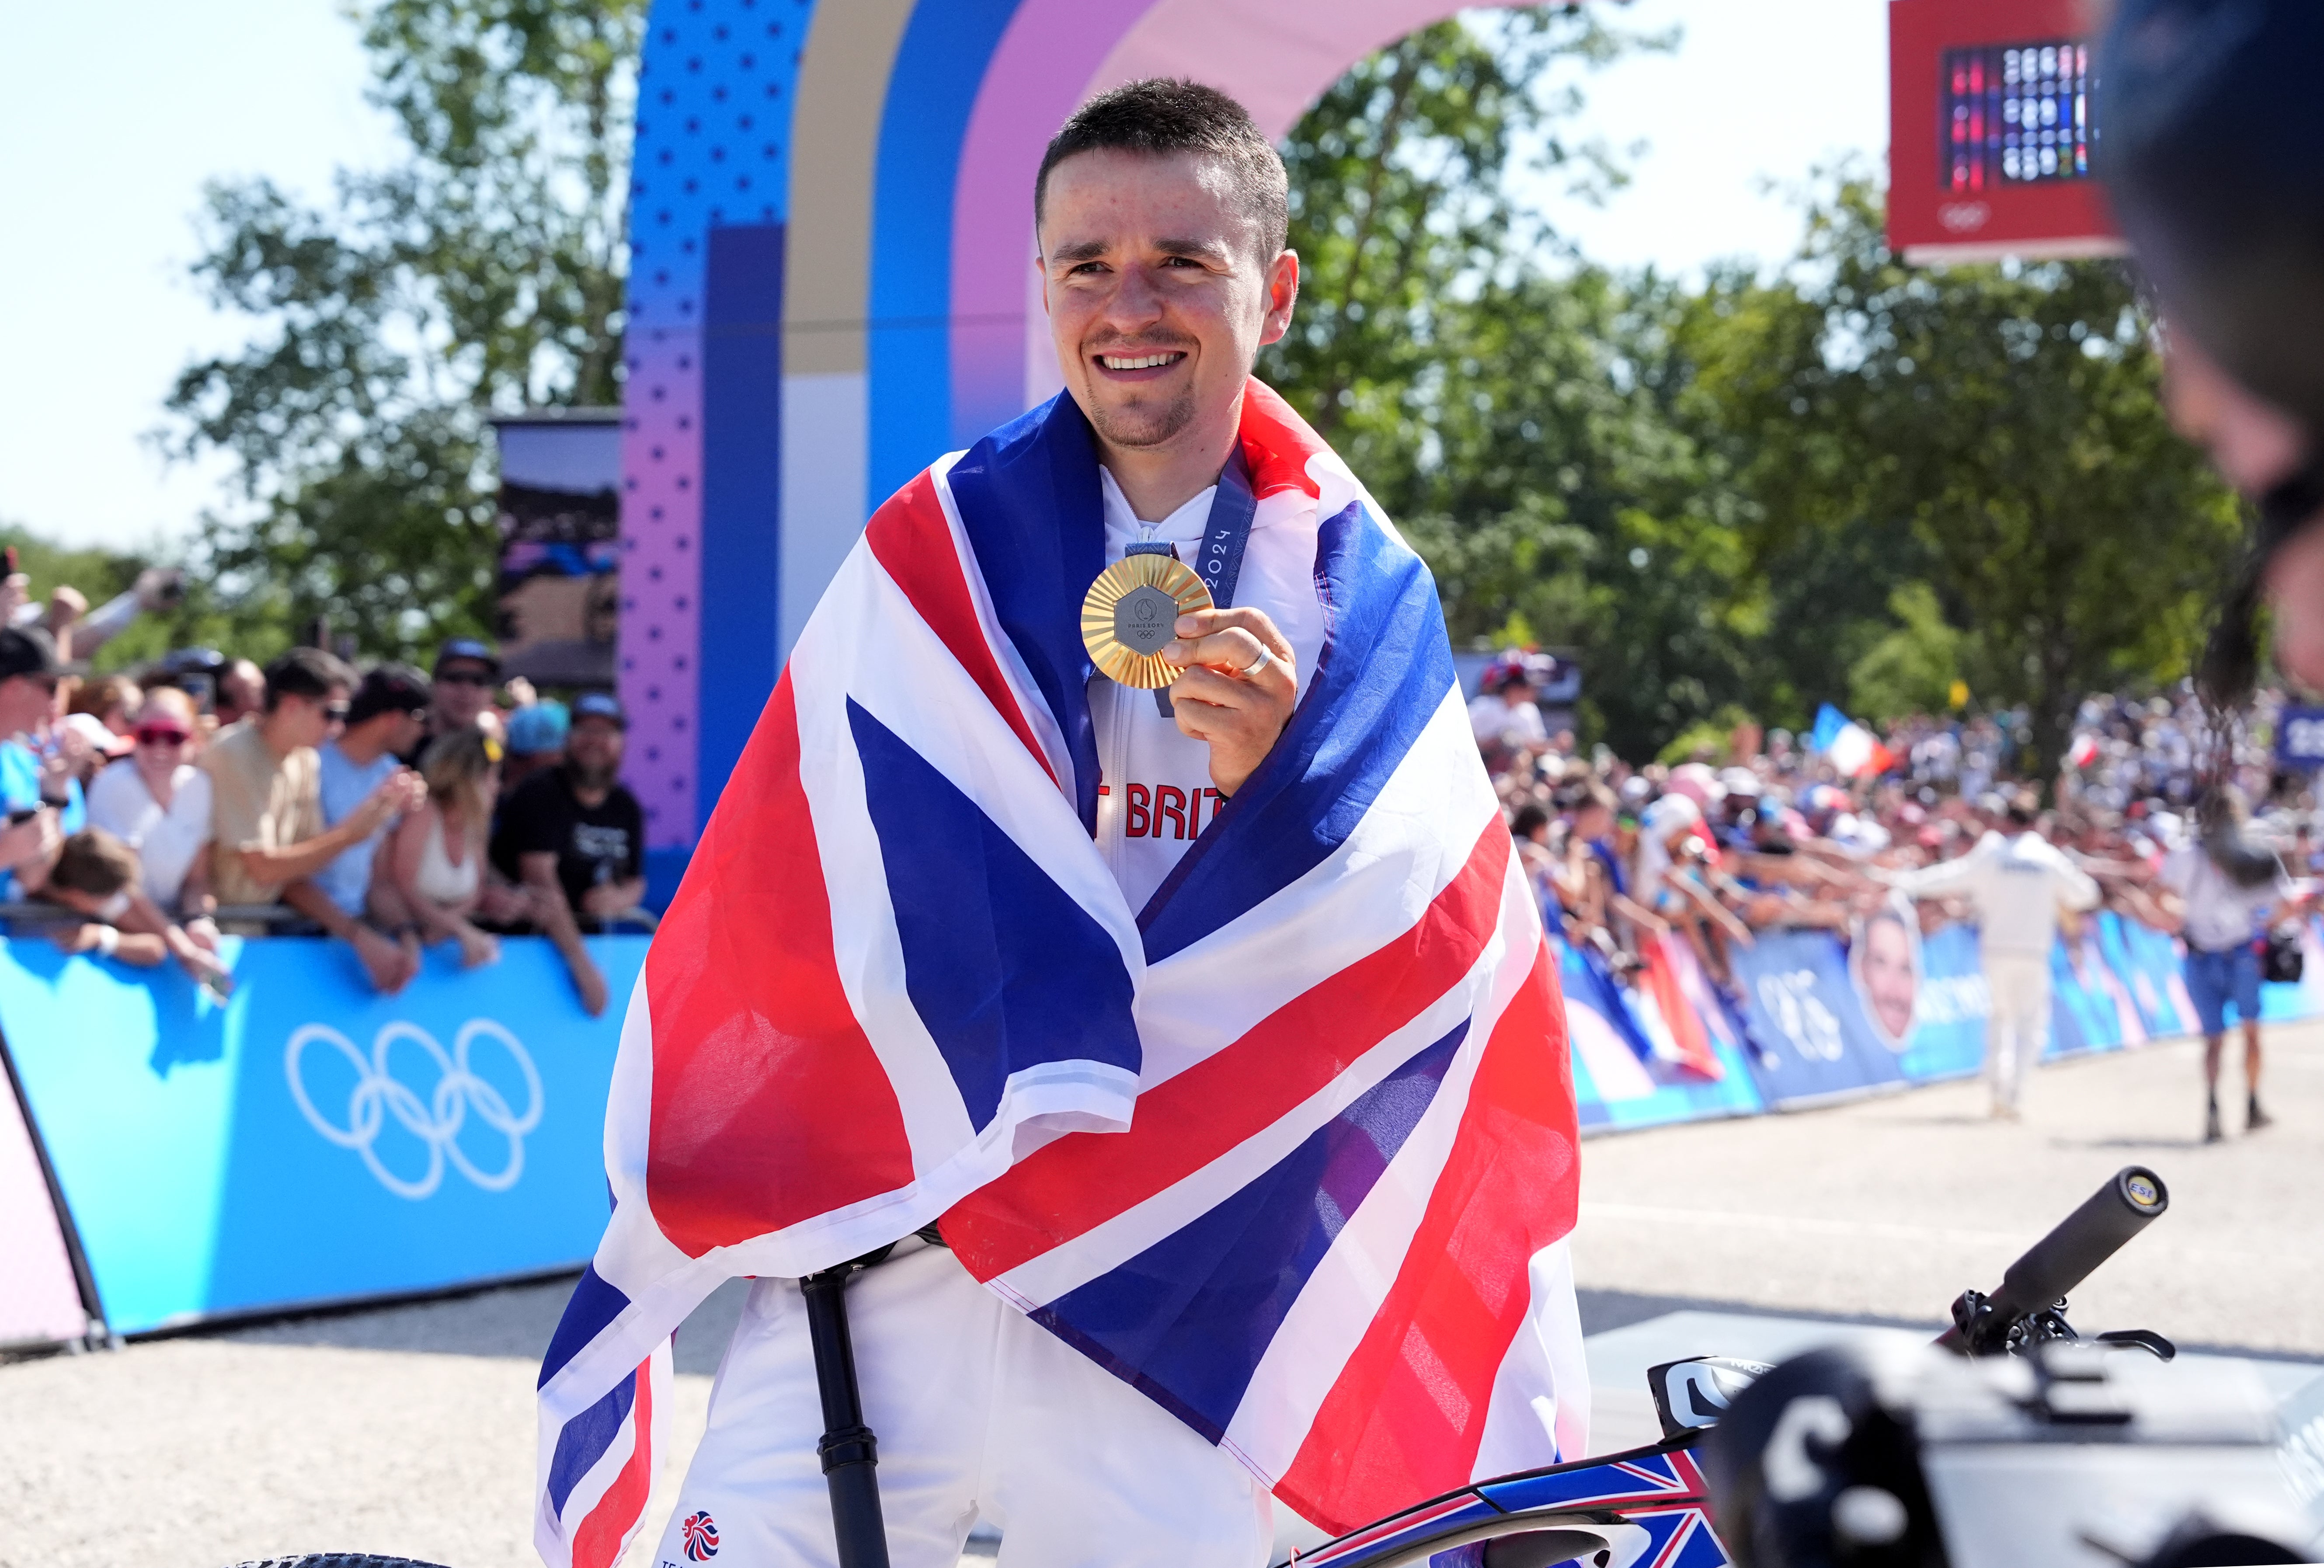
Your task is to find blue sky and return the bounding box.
[0,0,1888,554]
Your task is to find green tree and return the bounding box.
[1268,9,1656,463]
[1693,181,2242,775]
[164,0,642,663]
[1269,8,1733,758]
[1847,581,1965,722]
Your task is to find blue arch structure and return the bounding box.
[619,0,1484,888]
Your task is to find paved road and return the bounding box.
[1574,1019,2324,1356]
[3,1023,2317,1568]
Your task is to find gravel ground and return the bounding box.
[3,1024,2317,1568]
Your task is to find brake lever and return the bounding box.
[2093,1328,2176,1361]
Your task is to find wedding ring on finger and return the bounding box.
[1238,645,1275,681]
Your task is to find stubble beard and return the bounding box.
[1085,382,1198,452]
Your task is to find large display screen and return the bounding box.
[1889,0,2122,263]
[1941,39,2093,191]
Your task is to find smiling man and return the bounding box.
[539,82,1583,1568]
[1034,86,1311,910]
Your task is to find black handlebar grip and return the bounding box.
[1987,1166,2168,1321]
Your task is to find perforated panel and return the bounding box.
[623,0,811,848]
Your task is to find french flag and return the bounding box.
[1809,702,1895,780]
[535,382,1585,1564]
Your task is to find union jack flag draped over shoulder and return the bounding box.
[534,381,1586,1567]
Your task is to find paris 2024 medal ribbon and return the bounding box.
[1082,551,1212,689]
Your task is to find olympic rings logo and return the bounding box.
[285,1019,544,1200]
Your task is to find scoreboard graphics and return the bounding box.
[1889,0,2125,264]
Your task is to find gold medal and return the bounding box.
[1081,552,1212,688]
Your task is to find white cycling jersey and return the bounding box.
[1089,464,1326,914]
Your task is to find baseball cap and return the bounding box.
[345,664,432,725]
[572,691,626,729]
[432,637,501,675]
[505,699,571,756]
[0,627,61,681]
[63,711,134,758]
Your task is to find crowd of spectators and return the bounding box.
[0,618,647,1016]
[1471,651,2314,1022]
[8,574,2313,1043]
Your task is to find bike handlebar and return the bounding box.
[1937,1166,2168,1351]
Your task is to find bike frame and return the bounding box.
[1291,1436,1732,1568]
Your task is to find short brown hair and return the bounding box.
[49,829,139,899]
[263,646,356,712]
[68,674,139,722]
[1035,79,1289,264]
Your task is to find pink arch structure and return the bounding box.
[620,0,1483,880]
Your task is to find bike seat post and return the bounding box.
[802,1262,891,1568]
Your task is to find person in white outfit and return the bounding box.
[83,688,217,930]
[1887,794,2099,1118]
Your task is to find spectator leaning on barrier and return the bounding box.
[38,827,230,994]
[312,664,430,925]
[85,688,217,933]
[2155,789,2303,1142]
[203,647,428,993]
[384,728,503,970]
[0,628,69,897]
[1886,793,2100,1121]
[489,690,643,1016]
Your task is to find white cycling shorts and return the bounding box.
[649,1242,1275,1568]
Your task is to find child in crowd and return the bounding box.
[382,727,503,969]
[40,828,231,996]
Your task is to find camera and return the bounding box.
[1699,1339,2316,1568]
[1697,1168,2322,1568]
[1280,1168,2321,1568]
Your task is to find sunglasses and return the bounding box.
[323,702,351,723]
[136,726,192,746]
[436,669,493,688]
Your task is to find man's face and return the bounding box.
[386,710,428,755]
[276,686,348,751]
[1038,149,1298,455]
[567,716,624,785]
[355,709,427,757]
[1861,918,1918,1040]
[433,660,494,726]
[0,673,54,737]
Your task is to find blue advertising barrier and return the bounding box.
[2277,705,2324,771]
[1554,937,1764,1133]
[1887,922,1989,1084]
[1726,929,1909,1108]
[2049,925,2128,1058]
[0,935,644,1334]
